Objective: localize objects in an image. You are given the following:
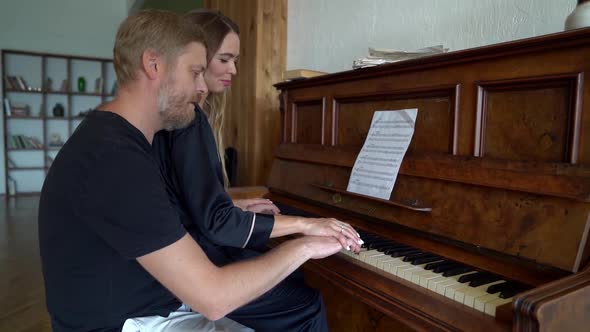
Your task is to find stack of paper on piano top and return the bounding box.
[353,45,448,69]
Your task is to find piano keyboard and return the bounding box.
[341,230,529,317]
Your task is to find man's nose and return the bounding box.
[196,76,208,94]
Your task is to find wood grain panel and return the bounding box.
[275,144,590,202]
[304,267,415,332]
[268,158,590,272]
[476,76,580,163]
[335,87,458,154]
[294,100,323,144]
[514,265,590,331]
[205,0,286,185]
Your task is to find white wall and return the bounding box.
[0,0,129,194]
[288,0,577,73]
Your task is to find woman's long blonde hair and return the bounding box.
[185,10,240,188]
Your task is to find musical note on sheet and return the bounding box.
[347,109,418,200]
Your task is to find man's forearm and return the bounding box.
[139,234,341,321]
[209,239,310,317]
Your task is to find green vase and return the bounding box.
[77,77,86,93]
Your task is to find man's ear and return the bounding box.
[142,49,161,80]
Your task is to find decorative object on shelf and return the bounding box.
[77,76,86,92]
[52,103,65,117]
[49,133,64,147]
[60,79,69,92]
[44,77,54,91]
[566,0,590,30]
[94,78,103,94]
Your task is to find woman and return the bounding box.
[152,9,361,331]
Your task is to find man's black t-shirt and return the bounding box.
[38,111,186,332]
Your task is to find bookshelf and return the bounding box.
[2,50,116,197]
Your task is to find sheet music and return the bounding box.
[347,109,418,200]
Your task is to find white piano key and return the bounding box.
[435,279,462,295]
[473,293,500,312]
[440,271,478,297]
[385,260,411,275]
[367,253,387,265]
[461,280,505,307]
[396,264,420,278]
[484,297,513,316]
[410,269,433,284]
[377,257,401,270]
[402,264,429,281]
[419,272,441,287]
[427,276,448,291]
[361,250,384,263]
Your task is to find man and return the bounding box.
[38,10,343,332]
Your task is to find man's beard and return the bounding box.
[158,79,196,131]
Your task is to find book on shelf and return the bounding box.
[7,158,17,168]
[8,135,43,149]
[283,69,327,81]
[3,98,11,116]
[10,102,31,117]
[4,76,13,89]
[6,76,21,90]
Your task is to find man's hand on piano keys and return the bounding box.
[301,218,362,253]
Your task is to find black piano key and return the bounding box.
[402,252,432,262]
[366,240,395,250]
[486,281,511,294]
[411,256,443,265]
[273,202,319,218]
[377,244,409,252]
[469,274,501,287]
[388,248,421,258]
[362,239,387,249]
[424,260,450,270]
[433,262,463,274]
[458,272,484,283]
[442,266,473,277]
[499,284,527,299]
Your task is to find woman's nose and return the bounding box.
[228,61,237,75]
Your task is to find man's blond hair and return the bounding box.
[113,10,206,86]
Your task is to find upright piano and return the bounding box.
[266,29,590,331]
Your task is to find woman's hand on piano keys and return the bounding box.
[301,218,362,253]
[295,236,345,259]
[233,198,281,215]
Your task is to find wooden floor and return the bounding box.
[0,196,52,332]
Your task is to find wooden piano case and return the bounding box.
[269,28,590,331]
